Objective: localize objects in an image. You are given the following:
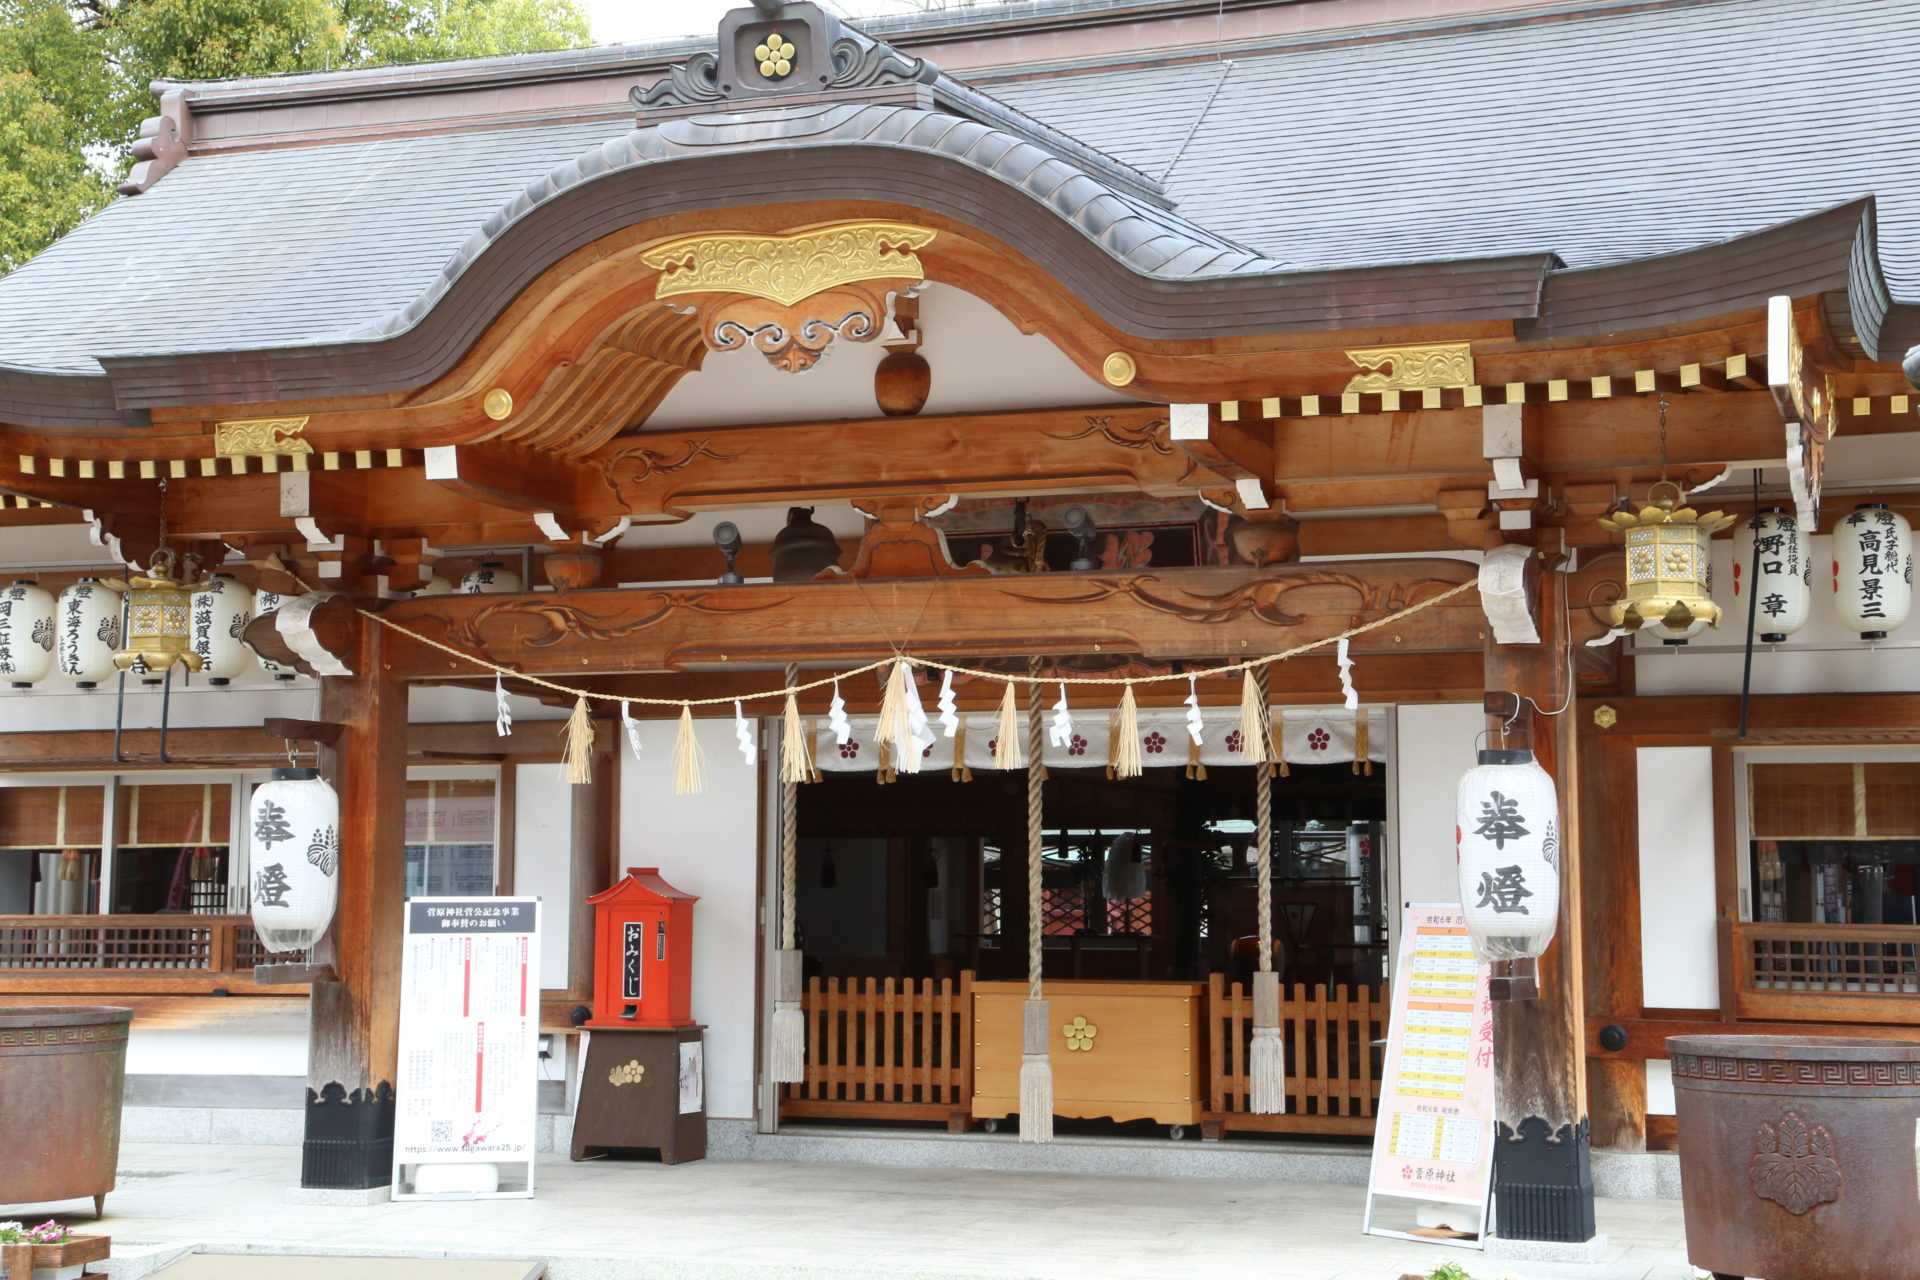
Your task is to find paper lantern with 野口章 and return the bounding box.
[252,590,297,682]
[1456,748,1561,962]
[1832,503,1913,641]
[1596,481,1737,645]
[1732,507,1811,644]
[0,579,56,688]
[460,561,522,594]
[190,572,254,686]
[56,578,122,689]
[247,767,339,954]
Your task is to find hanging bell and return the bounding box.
[770,507,843,582]
[114,548,203,684]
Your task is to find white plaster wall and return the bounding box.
[1392,703,1482,910]
[617,717,761,1121]
[515,766,575,989]
[1645,1060,1677,1116]
[1636,746,1720,1010]
[126,1028,308,1076]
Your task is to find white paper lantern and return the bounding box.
[190,573,255,686]
[460,561,522,594]
[0,579,56,687]
[1456,748,1561,962]
[55,578,123,689]
[410,574,454,598]
[252,590,298,682]
[1832,503,1913,640]
[247,767,339,953]
[1732,508,1811,644]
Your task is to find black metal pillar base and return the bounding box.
[301,1081,395,1189]
[1493,1116,1597,1242]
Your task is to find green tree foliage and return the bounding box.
[0,0,592,274]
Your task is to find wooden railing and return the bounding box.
[1204,974,1386,1137]
[779,973,974,1126]
[0,914,301,995]
[1732,921,1920,1024]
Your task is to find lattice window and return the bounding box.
[1041,887,1084,936]
[1106,898,1152,934]
[979,887,1001,935]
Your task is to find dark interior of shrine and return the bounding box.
[794,763,1390,990]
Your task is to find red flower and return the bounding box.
[986,737,998,756]
[1225,730,1243,753]
[839,740,860,759]
[922,743,934,758]
[1144,731,1166,754]
[1068,734,1087,756]
[1308,728,1330,751]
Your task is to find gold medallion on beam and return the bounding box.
[1102,352,1138,387]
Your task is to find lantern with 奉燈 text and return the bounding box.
[460,561,521,594]
[1596,480,1736,645]
[56,577,122,689]
[0,579,55,688]
[247,767,339,954]
[1832,502,1912,640]
[1456,748,1560,962]
[189,572,254,685]
[1732,507,1810,644]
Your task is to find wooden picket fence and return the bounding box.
[779,972,974,1125]
[1203,973,1386,1137]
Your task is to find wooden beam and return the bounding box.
[423,441,591,521]
[376,560,1484,680]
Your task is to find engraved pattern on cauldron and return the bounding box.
[1749,1110,1843,1215]
[1670,1052,1919,1087]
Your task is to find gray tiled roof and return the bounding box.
[0,0,1914,387]
[988,0,1920,284]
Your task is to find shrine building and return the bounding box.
[1,0,1916,1248]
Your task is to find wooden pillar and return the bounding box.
[1581,730,1647,1152]
[1486,556,1597,1242]
[568,728,615,1002]
[302,619,409,1190]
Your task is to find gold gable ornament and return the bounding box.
[642,222,939,373]
[213,416,313,457]
[1343,342,1475,394]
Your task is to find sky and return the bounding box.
[579,0,957,45]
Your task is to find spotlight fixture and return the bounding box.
[713,521,745,585]
[1062,505,1099,571]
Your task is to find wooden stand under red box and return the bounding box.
[586,867,697,1029]
[571,1026,707,1165]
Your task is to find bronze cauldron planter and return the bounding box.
[0,1008,132,1219]
[1668,1033,1920,1280]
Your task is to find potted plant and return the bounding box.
[0,1220,110,1280]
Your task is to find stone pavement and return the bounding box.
[16,1143,1708,1280]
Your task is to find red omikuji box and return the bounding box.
[585,867,697,1029]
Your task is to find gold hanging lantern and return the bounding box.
[114,548,204,683]
[1596,480,1736,645]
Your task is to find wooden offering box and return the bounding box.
[972,980,1203,1128]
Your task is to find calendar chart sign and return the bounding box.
[1363,904,1495,1246]
[392,896,541,1200]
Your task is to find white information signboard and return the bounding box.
[392,896,541,1199]
[1362,903,1496,1247]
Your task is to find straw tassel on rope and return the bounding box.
[1238,668,1269,766]
[771,666,807,1084]
[993,682,1022,770]
[673,704,706,796]
[1019,656,1053,1143]
[951,716,973,783]
[563,695,593,785]
[1249,663,1286,1114]
[1112,684,1143,779]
